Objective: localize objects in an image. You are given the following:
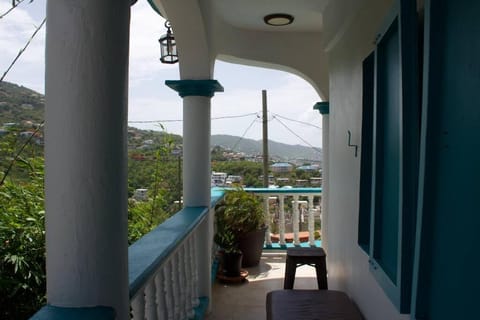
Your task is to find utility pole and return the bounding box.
[262,90,269,187]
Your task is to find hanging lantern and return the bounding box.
[159,20,178,64]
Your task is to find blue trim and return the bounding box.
[369,0,419,313]
[129,206,209,298]
[30,305,115,320]
[264,240,322,249]
[146,0,162,16]
[193,297,209,320]
[313,102,329,115]
[165,80,224,98]
[211,187,226,208]
[358,51,374,254]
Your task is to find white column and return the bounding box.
[185,95,212,306]
[321,110,329,251]
[44,0,130,317]
[166,80,223,311]
[314,102,329,252]
[183,95,211,206]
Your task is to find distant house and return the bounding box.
[310,177,322,186]
[297,164,320,172]
[271,162,293,173]
[276,177,290,185]
[20,131,35,138]
[295,179,308,187]
[133,189,148,202]
[211,171,227,186]
[225,175,242,185]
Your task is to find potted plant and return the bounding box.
[214,223,243,277]
[214,188,266,269]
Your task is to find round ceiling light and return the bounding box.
[264,13,294,26]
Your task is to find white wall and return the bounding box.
[324,1,410,319]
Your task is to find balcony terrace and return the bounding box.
[207,250,319,320]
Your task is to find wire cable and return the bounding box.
[1,17,45,82]
[230,115,260,151]
[272,116,322,153]
[128,112,260,124]
[0,120,44,186]
[0,0,26,19]
[271,112,322,129]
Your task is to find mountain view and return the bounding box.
[0,81,321,161]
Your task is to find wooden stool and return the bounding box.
[283,247,327,290]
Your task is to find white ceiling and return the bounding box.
[210,0,331,32]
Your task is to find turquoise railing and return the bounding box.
[31,190,226,320]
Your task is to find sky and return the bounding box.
[0,0,323,148]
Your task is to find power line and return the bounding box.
[272,116,322,154]
[0,0,26,19]
[271,112,322,129]
[0,120,44,186]
[128,119,182,124]
[128,112,260,124]
[230,115,260,151]
[0,17,46,82]
[212,112,259,120]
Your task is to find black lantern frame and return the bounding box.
[159,21,178,64]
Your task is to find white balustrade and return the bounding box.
[279,195,286,246]
[263,197,272,246]
[247,188,322,248]
[308,195,315,246]
[129,217,206,320]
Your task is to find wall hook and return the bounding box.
[347,130,359,157]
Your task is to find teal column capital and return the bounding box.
[313,101,329,115]
[165,80,224,98]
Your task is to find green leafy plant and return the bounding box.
[214,188,264,250]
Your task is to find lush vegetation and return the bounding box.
[0,126,181,318]
[0,80,322,318]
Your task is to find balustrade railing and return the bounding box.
[128,188,226,319]
[244,188,322,247]
[128,206,213,320]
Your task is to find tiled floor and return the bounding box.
[206,251,319,320]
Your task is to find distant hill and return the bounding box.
[211,134,322,162]
[0,81,44,124]
[0,81,322,161]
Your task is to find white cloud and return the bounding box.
[0,0,323,148]
[0,0,46,92]
[129,1,179,88]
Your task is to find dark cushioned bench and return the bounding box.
[266,290,363,320]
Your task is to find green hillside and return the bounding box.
[0,81,322,161]
[211,134,322,162]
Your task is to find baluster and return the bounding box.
[184,235,195,319]
[293,195,300,245]
[279,195,286,246]
[145,280,156,319]
[308,195,315,246]
[189,235,199,308]
[177,246,187,320]
[163,260,174,320]
[171,252,181,319]
[155,271,167,320]
[131,290,146,320]
[264,196,272,246]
